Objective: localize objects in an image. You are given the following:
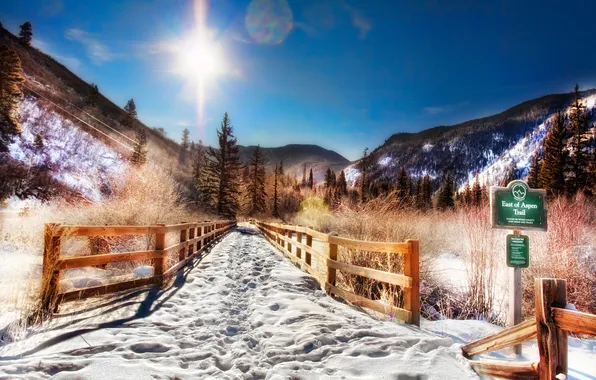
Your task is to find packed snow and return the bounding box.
[8,97,127,201]
[0,225,479,379]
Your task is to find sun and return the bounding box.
[175,30,224,82]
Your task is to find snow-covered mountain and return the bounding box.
[345,90,596,188]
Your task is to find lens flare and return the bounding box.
[245,0,293,45]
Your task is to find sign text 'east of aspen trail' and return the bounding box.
[491,180,547,231]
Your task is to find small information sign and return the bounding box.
[507,234,529,268]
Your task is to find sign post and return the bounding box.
[491,180,547,355]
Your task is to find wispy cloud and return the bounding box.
[65,28,115,64]
[294,22,319,38]
[177,120,193,127]
[41,0,63,16]
[424,101,470,115]
[342,3,372,39]
[33,39,82,70]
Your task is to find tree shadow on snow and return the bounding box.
[0,232,233,360]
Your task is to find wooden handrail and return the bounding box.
[468,360,539,379]
[41,220,236,314]
[553,307,596,336]
[461,318,537,358]
[255,220,420,326]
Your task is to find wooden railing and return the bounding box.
[41,220,236,314]
[255,221,420,326]
[462,278,596,379]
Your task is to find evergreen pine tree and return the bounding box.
[472,174,482,206]
[463,182,472,206]
[437,172,455,210]
[19,22,32,46]
[131,128,147,166]
[122,99,137,129]
[499,161,517,187]
[34,133,44,152]
[200,112,242,217]
[566,84,590,194]
[421,174,432,210]
[179,128,190,165]
[308,168,314,189]
[0,45,24,153]
[278,160,284,176]
[301,163,307,187]
[324,167,333,188]
[396,167,409,205]
[527,151,542,189]
[360,147,369,203]
[87,83,99,107]
[190,141,207,205]
[415,176,424,210]
[245,145,267,215]
[337,170,348,195]
[273,163,280,217]
[539,111,567,196]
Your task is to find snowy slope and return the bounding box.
[459,94,596,190]
[0,225,478,380]
[8,97,127,201]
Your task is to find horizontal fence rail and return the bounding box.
[41,220,236,314]
[461,278,596,380]
[255,221,420,326]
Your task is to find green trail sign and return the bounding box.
[490,180,547,231]
[507,234,529,268]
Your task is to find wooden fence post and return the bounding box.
[306,228,313,267]
[405,240,420,327]
[197,226,203,252]
[153,224,166,285]
[535,278,567,379]
[179,223,188,262]
[188,226,195,257]
[41,223,61,315]
[296,231,303,260]
[327,232,339,287]
[287,230,292,254]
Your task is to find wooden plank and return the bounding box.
[54,220,234,237]
[275,233,326,261]
[535,278,568,379]
[553,308,596,336]
[55,225,156,237]
[56,250,166,269]
[461,318,537,358]
[326,259,412,288]
[468,360,539,379]
[328,235,410,254]
[325,283,411,323]
[305,228,329,242]
[405,239,420,327]
[58,277,156,303]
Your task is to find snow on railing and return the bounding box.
[40,220,236,315]
[253,220,420,326]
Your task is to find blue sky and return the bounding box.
[2,0,596,160]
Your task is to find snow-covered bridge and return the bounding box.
[0,224,478,379]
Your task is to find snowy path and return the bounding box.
[0,225,478,380]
